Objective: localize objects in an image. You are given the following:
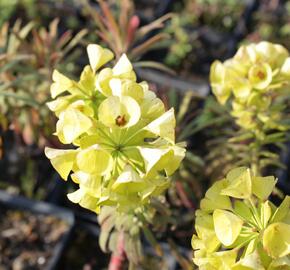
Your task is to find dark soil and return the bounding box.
[0,208,68,270]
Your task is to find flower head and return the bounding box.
[192,167,290,270]
[45,44,185,213]
[210,42,290,132]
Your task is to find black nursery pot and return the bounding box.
[0,190,75,270]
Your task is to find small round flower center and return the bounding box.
[257,71,265,80]
[115,144,122,151]
[115,115,127,126]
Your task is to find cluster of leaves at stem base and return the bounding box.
[192,166,290,270]
[45,44,185,214]
[98,201,170,266]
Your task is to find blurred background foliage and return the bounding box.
[0,0,290,269]
[245,0,290,48]
[163,0,251,75]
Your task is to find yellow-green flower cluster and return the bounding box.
[45,44,185,213]
[192,167,290,270]
[210,42,290,131]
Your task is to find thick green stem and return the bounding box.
[128,261,137,270]
[251,148,259,176]
[250,136,261,176]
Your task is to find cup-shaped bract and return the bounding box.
[45,44,185,214]
[98,96,141,128]
[192,167,290,270]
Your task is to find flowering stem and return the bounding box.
[251,137,261,176]
[128,261,137,270]
[108,231,126,270]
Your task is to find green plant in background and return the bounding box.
[81,0,172,72]
[0,18,86,147]
[0,0,77,30]
[245,1,290,50]
[164,14,193,67]
[45,44,186,268]
[168,90,205,206]
[0,0,18,27]
[0,19,86,199]
[163,0,247,70]
[0,20,34,130]
[194,0,246,30]
[164,90,205,207]
[187,96,238,181]
[192,166,290,269]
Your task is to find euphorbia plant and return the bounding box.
[192,166,290,269]
[45,43,185,268]
[200,42,290,178]
[208,41,290,177]
[210,41,290,132]
[190,41,290,270]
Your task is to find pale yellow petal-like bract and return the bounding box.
[87,44,113,71]
[45,147,77,180]
[213,209,243,246]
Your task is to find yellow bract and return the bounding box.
[56,108,93,144]
[252,176,277,201]
[50,70,74,98]
[44,148,77,180]
[76,146,112,175]
[144,108,176,144]
[263,222,290,258]
[210,60,230,105]
[213,209,243,246]
[221,167,252,199]
[87,44,114,72]
[200,179,232,211]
